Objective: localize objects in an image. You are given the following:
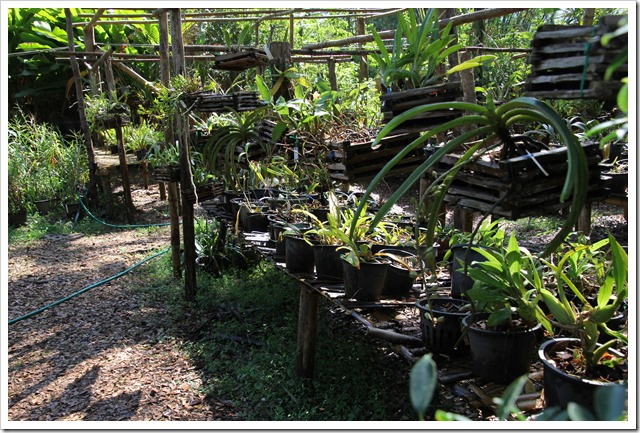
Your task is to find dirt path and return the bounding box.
[7,186,238,421]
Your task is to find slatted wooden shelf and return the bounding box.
[182,181,225,204]
[525,15,627,100]
[433,142,606,219]
[327,133,421,182]
[379,82,463,133]
[212,48,271,71]
[183,91,263,113]
[95,114,131,130]
[153,164,181,182]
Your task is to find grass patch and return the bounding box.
[8,210,110,244]
[139,258,415,421]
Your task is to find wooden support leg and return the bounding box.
[295,283,319,379]
[577,202,592,234]
[142,159,149,189]
[99,167,114,217]
[453,206,474,232]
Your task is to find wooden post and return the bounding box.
[289,13,294,48]
[83,11,103,95]
[115,125,135,223]
[159,10,181,276]
[168,181,182,277]
[327,57,338,91]
[295,283,319,378]
[158,10,170,202]
[583,8,596,26]
[269,42,292,100]
[357,17,368,82]
[99,167,114,216]
[65,8,98,201]
[171,8,197,301]
[142,159,149,189]
[453,205,474,232]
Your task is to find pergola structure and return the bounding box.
[57,7,528,303]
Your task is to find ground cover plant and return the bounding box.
[141,258,417,421]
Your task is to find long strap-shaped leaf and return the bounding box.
[350,125,494,241]
[497,97,589,257]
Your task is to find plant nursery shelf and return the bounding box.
[327,132,421,182]
[183,91,263,113]
[525,16,627,100]
[434,142,606,219]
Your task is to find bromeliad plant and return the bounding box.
[349,96,590,268]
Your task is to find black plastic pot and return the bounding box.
[34,198,57,215]
[450,244,487,298]
[284,235,315,273]
[313,244,344,281]
[463,313,542,384]
[8,209,28,227]
[539,338,627,411]
[342,259,389,301]
[416,297,471,355]
[377,248,419,296]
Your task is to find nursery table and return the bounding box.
[240,230,424,379]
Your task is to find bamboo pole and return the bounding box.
[64,8,98,201]
[158,11,169,201]
[84,8,399,19]
[171,8,197,302]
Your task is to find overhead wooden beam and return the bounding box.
[301,8,528,50]
[83,8,106,29]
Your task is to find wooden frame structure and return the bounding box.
[55,7,608,379]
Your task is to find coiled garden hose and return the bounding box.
[8,247,169,325]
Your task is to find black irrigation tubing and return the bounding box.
[8,247,170,326]
[77,193,175,229]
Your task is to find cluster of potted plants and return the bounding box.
[418,228,627,412]
[8,109,89,224]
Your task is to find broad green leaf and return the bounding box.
[567,402,596,421]
[594,385,627,420]
[410,354,438,420]
[494,375,528,420]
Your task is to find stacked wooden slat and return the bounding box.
[525,15,627,100]
[257,119,279,145]
[379,82,463,134]
[95,114,131,130]
[183,181,225,205]
[433,142,606,219]
[183,91,263,113]
[235,91,263,111]
[153,164,181,183]
[327,133,421,182]
[213,48,271,71]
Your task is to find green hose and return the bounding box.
[77,193,173,229]
[8,247,170,325]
